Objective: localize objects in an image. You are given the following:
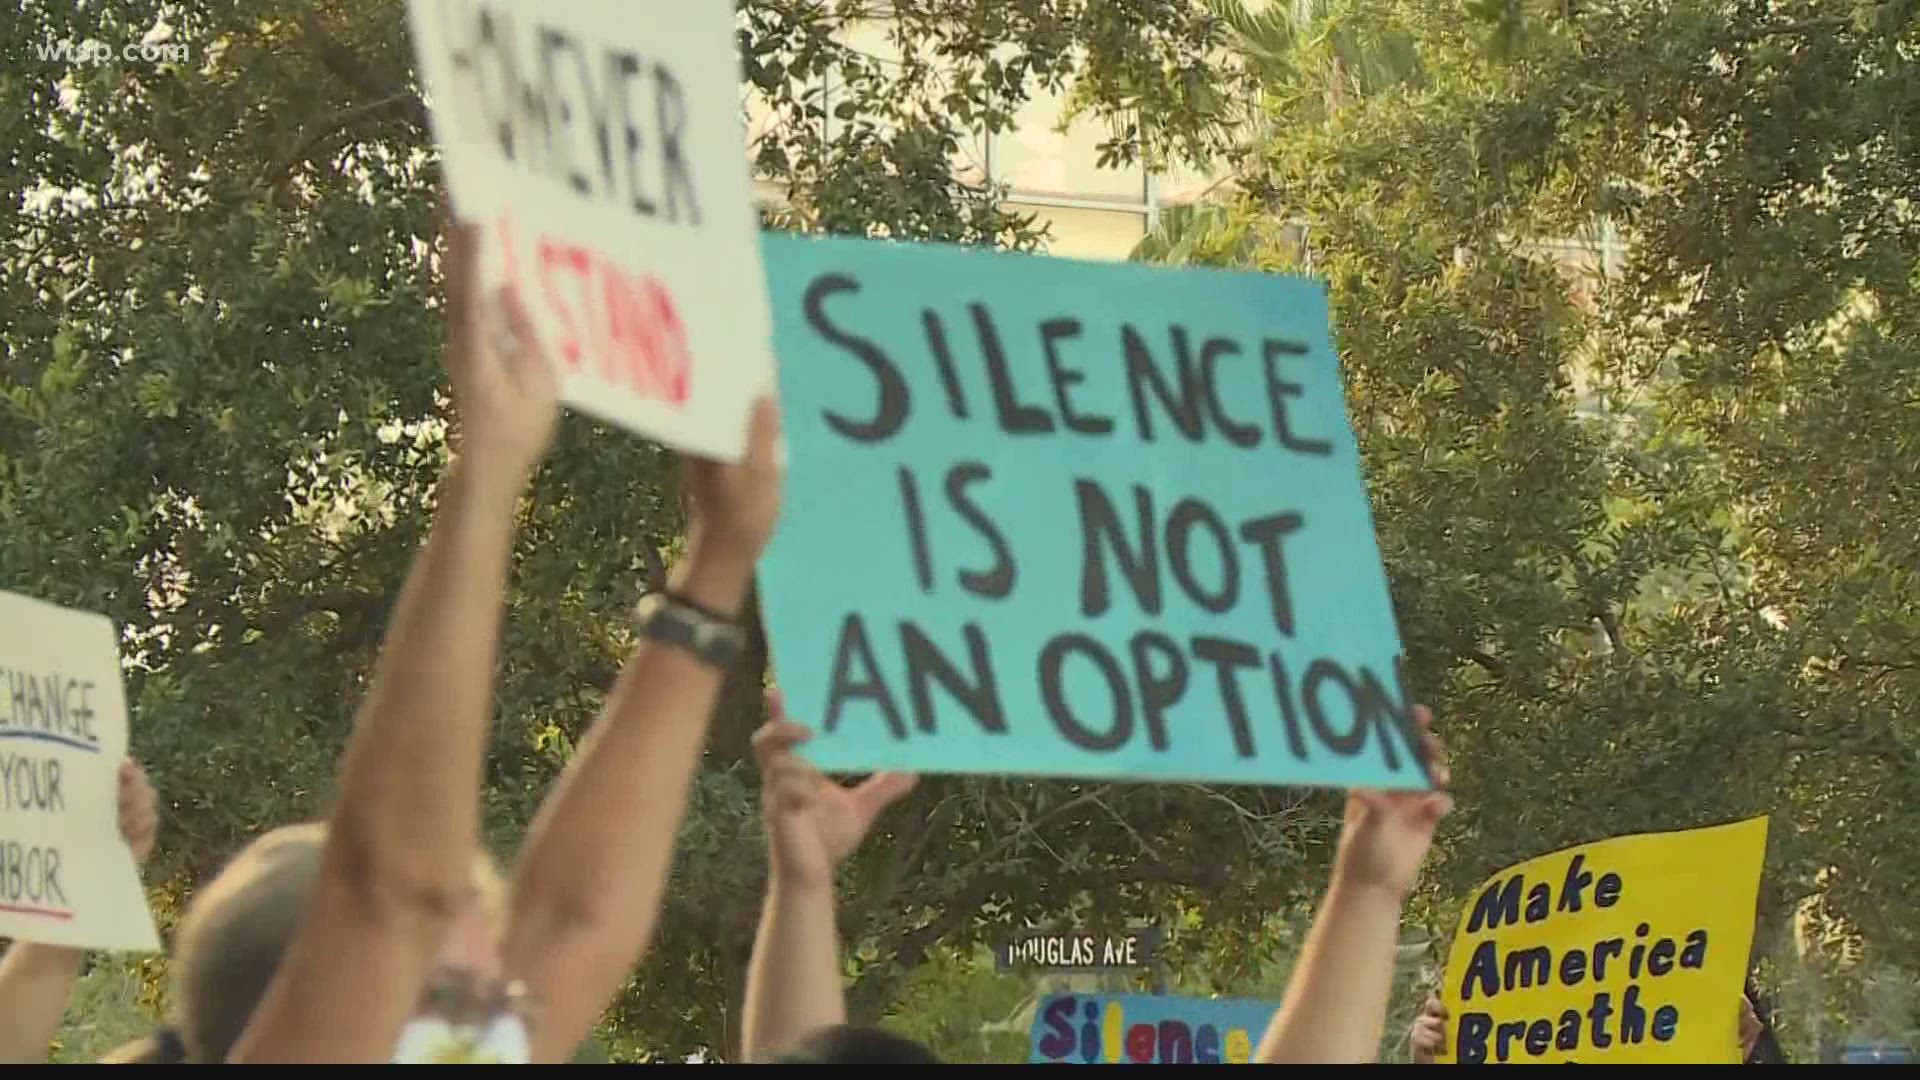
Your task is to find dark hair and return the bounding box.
[1744,979,1789,1065]
[168,823,329,1063]
[775,1025,943,1065]
[137,823,507,1064]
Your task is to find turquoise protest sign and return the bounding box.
[1029,993,1278,1064]
[758,233,1423,790]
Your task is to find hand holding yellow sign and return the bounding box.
[1435,817,1767,1064]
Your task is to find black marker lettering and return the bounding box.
[1192,636,1260,757]
[901,621,1005,734]
[1166,498,1238,613]
[1199,337,1261,447]
[1075,480,1161,618]
[898,467,933,593]
[1123,325,1203,442]
[611,51,657,215]
[973,304,1053,434]
[922,311,973,419]
[653,62,699,224]
[1040,634,1132,751]
[1238,512,1303,635]
[824,614,905,738]
[536,29,590,196]
[1268,653,1310,759]
[1262,338,1333,456]
[1040,317,1112,435]
[804,274,908,442]
[1129,631,1187,752]
[1303,659,1368,755]
[946,463,1015,599]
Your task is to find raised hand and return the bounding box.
[682,398,783,575]
[752,688,916,890]
[1334,706,1452,899]
[443,220,559,482]
[117,760,158,865]
[1411,995,1447,1064]
[1255,707,1452,1064]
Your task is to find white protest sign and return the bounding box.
[0,592,157,951]
[405,0,774,461]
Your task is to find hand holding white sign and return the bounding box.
[406,0,775,461]
[0,592,159,951]
[117,761,158,865]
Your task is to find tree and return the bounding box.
[1139,0,1917,1054]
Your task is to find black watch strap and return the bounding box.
[632,592,746,668]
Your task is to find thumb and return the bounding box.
[850,771,918,820]
[745,395,782,469]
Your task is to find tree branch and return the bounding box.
[1458,646,1510,681]
[1593,605,1631,660]
[300,11,431,134]
[262,91,422,189]
[1733,16,1851,42]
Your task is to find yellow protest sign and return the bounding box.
[1435,817,1767,1064]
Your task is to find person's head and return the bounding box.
[775,1025,943,1065]
[164,822,510,1064]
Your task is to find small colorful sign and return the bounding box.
[1029,993,1277,1065]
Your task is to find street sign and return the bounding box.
[997,929,1161,972]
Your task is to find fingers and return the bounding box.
[751,718,828,813]
[496,283,540,364]
[444,218,481,316]
[1413,705,1450,789]
[764,759,820,817]
[1351,788,1390,816]
[1424,995,1448,1020]
[849,771,918,819]
[749,718,812,771]
[764,685,788,725]
[491,283,550,389]
[1411,1015,1447,1057]
[117,760,158,862]
[745,395,781,469]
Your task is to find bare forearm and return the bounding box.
[0,944,83,1064]
[505,544,754,1061]
[233,456,526,1063]
[742,880,845,1062]
[1256,868,1406,1063]
[331,457,524,890]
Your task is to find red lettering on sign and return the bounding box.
[538,236,592,372]
[493,217,691,405]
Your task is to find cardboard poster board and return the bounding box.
[1029,993,1278,1064]
[405,0,775,460]
[1435,817,1768,1064]
[759,234,1423,790]
[0,592,158,950]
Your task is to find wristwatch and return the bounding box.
[632,592,747,669]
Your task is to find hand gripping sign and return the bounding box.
[405,0,775,460]
[0,591,158,951]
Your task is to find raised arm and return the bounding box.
[740,691,916,1062]
[0,762,156,1063]
[501,401,783,1064]
[231,222,558,1063]
[1255,707,1451,1064]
